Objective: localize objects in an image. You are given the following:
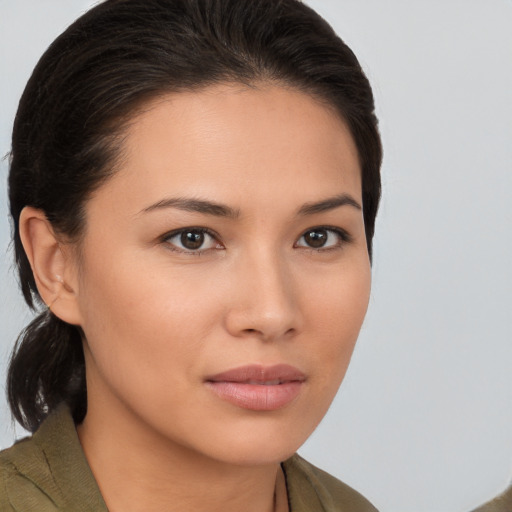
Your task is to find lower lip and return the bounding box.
[205,381,303,411]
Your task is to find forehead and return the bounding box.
[89,83,362,216]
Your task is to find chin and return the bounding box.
[187,415,318,467]
[209,441,299,467]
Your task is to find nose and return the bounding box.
[224,250,301,342]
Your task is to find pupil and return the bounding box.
[305,229,327,248]
[181,231,204,250]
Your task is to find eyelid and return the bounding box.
[159,225,351,254]
[294,225,352,250]
[160,227,224,254]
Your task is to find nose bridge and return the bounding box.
[227,244,299,340]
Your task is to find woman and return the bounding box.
[0,0,382,510]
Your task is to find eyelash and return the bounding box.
[160,226,352,255]
[295,226,352,252]
[161,227,222,255]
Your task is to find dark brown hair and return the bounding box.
[8,0,382,432]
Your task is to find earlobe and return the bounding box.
[19,207,83,325]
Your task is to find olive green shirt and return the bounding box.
[471,486,512,512]
[0,405,377,511]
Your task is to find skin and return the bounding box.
[21,84,371,512]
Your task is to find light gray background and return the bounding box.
[1,1,511,511]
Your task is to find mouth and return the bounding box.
[205,364,306,411]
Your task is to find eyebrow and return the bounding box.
[139,193,361,219]
[297,194,362,215]
[139,197,240,219]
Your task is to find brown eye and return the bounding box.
[296,227,349,250]
[164,228,221,253]
[303,229,328,248]
[181,230,205,250]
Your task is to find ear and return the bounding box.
[19,207,83,325]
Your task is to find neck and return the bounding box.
[77,397,289,512]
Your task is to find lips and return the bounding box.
[205,364,305,411]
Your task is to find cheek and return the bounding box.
[76,244,222,384]
[307,255,370,325]
[302,258,371,379]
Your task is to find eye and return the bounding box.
[295,227,350,250]
[163,228,222,253]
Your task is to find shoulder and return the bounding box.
[283,454,378,512]
[471,485,512,512]
[0,434,61,511]
[0,405,107,512]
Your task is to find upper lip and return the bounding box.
[205,364,306,384]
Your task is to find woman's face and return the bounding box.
[71,84,371,465]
